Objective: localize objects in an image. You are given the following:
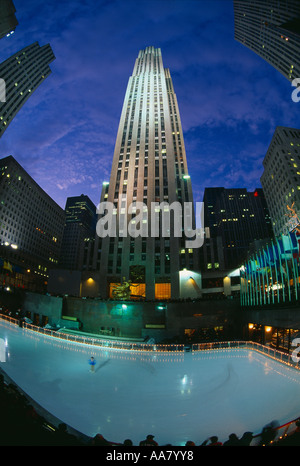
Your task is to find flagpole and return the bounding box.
[271,238,280,303]
[279,234,291,302]
[288,231,298,300]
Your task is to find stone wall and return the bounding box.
[23,291,243,341]
[23,292,62,326]
[15,291,300,343]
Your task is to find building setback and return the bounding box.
[233,0,300,82]
[0,155,65,291]
[89,47,199,300]
[261,126,300,237]
[0,41,55,137]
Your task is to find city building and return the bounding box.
[240,230,300,307]
[233,0,300,82]
[261,126,300,237]
[0,0,18,40]
[203,187,273,270]
[85,46,200,300]
[0,155,65,292]
[59,195,97,271]
[0,41,55,137]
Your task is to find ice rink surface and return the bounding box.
[1,319,300,446]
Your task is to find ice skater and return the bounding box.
[89,356,96,373]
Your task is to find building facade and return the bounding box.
[261,126,300,237]
[0,155,65,292]
[233,0,300,82]
[59,195,97,271]
[0,41,55,137]
[0,0,18,40]
[203,187,273,270]
[92,47,199,300]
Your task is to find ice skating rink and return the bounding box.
[1,319,300,446]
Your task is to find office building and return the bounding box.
[0,0,18,40]
[261,126,300,237]
[233,0,300,82]
[203,187,273,270]
[59,195,97,271]
[90,47,199,300]
[0,155,65,291]
[0,41,55,137]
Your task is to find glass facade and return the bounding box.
[241,230,300,306]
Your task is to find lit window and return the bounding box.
[155,283,171,299]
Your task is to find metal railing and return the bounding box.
[250,416,300,446]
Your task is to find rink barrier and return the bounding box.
[1,313,300,445]
[0,314,184,352]
[2,313,300,365]
[191,340,300,371]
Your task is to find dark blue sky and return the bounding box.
[0,0,299,210]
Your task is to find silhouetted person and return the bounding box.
[260,421,279,445]
[239,432,253,446]
[201,436,222,446]
[54,422,79,445]
[123,439,133,446]
[223,433,240,446]
[185,440,196,446]
[139,434,158,446]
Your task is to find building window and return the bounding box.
[155,283,171,300]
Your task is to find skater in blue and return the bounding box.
[89,356,96,372]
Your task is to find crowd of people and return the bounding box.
[1,372,300,446]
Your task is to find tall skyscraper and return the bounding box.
[0,0,18,40]
[203,187,273,269]
[95,47,198,300]
[233,0,300,82]
[59,195,97,271]
[261,126,300,236]
[0,41,55,137]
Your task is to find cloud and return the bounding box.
[0,0,299,212]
